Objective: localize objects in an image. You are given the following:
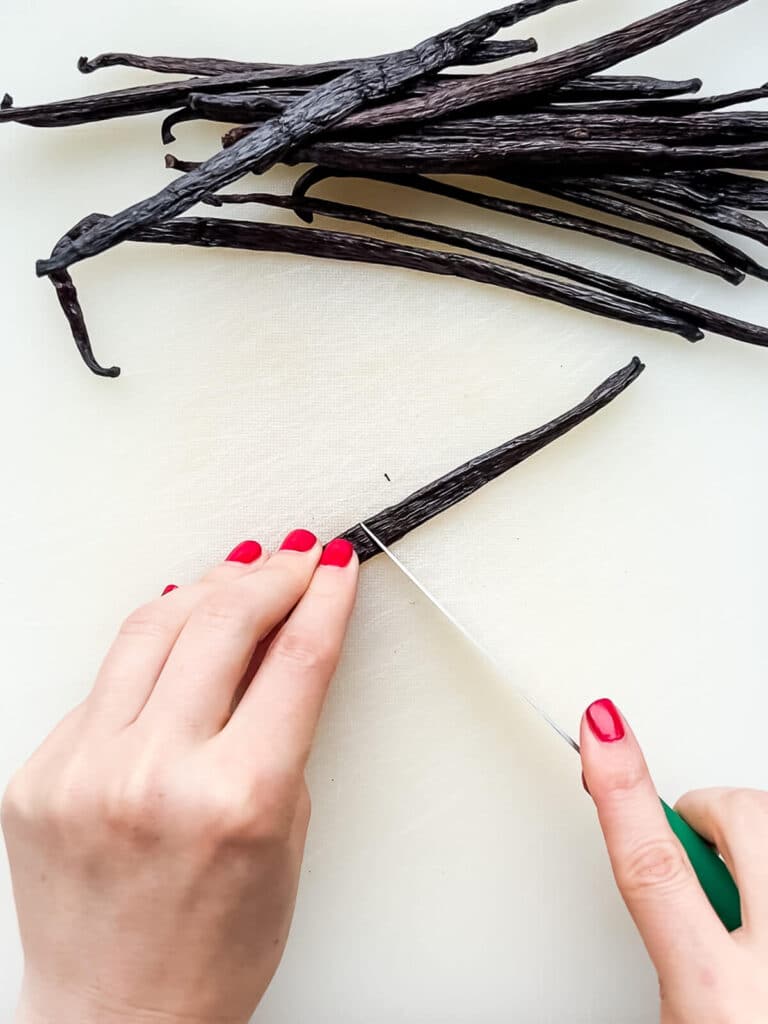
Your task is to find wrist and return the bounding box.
[15,977,234,1024]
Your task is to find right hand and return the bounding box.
[581,698,768,1024]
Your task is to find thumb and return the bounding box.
[581,698,725,978]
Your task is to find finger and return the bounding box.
[200,540,267,584]
[675,788,768,932]
[581,699,726,977]
[141,529,322,738]
[222,538,359,775]
[87,540,266,728]
[88,585,208,728]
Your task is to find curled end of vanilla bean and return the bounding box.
[291,166,353,223]
[48,269,121,378]
[161,108,196,145]
[1,93,12,109]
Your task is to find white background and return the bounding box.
[1,2,767,1020]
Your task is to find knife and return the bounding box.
[359,521,742,933]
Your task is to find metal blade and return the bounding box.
[359,521,580,754]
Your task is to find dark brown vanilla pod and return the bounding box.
[77,38,538,78]
[223,108,768,147]
[292,136,768,175]
[203,190,768,348]
[554,82,768,115]
[545,75,703,101]
[0,71,333,128]
[37,0,578,276]
[583,182,768,246]
[56,213,698,376]
[504,177,768,280]
[5,38,541,129]
[190,73,709,144]
[291,169,745,283]
[316,0,750,130]
[49,270,120,378]
[338,358,645,562]
[680,170,768,209]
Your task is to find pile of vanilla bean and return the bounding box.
[2,0,768,377]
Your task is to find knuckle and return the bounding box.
[195,593,254,637]
[119,603,174,643]
[601,761,647,798]
[272,629,334,674]
[1,772,30,830]
[722,788,768,823]
[103,772,170,840]
[206,786,294,846]
[616,838,693,897]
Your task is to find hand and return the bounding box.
[2,531,359,1024]
[581,699,768,1024]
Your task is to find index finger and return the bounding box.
[581,699,727,978]
[220,538,359,776]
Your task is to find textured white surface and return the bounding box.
[1,1,767,1020]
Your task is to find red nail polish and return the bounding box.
[162,585,178,596]
[280,529,317,553]
[227,540,263,564]
[586,699,626,743]
[319,538,355,568]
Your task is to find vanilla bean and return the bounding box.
[565,172,723,207]
[120,216,701,339]
[206,190,768,346]
[4,44,537,129]
[292,168,744,283]
[0,71,333,128]
[77,39,538,78]
[551,82,768,115]
[38,0,577,276]
[204,74,704,137]
[48,270,120,378]
[52,212,699,374]
[189,89,305,123]
[317,0,749,130]
[582,181,768,246]
[349,110,768,145]
[546,74,703,101]
[161,108,199,144]
[679,170,768,209]
[501,176,768,280]
[292,136,768,174]
[339,358,645,561]
[164,154,203,172]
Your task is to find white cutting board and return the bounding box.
[1,2,766,1021]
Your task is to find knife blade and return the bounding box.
[358,519,742,933]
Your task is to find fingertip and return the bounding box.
[279,529,318,554]
[318,538,356,569]
[226,540,263,564]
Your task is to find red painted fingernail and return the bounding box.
[280,529,317,553]
[319,538,355,568]
[227,540,263,564]
[162,585,178,596]
[586,699,626,743]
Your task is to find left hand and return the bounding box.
[3,530,359,1024]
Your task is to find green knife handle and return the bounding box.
[662,800,741,932]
